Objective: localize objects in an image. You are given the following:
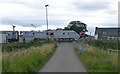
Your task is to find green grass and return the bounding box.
[84,39,119,50]
[74,42,119,72]
[0,44,1,74]
[2,42,57,72]
[2,40,53,52]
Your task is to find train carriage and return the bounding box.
[48,30,80,42]
[20,31,34,42]
[19,30,80,42]
[1,31,19,43]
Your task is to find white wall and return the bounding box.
[0,34,7,43]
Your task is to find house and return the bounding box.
[95,27,120,40]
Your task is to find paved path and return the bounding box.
[39,42,87,72]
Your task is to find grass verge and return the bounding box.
[2,43,57,72]
[2,40,53,52]
[74,42,119,73]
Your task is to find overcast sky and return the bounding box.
[0,0,119,35]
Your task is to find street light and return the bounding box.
[45,4,49,31]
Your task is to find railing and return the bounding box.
[108,49,120,53]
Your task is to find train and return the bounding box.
[0,31,19,43]
[0,30,80,43]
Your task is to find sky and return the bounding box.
[0,0,119,35]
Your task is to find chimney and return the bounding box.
[12,25,15,31]
[96,27,98,30]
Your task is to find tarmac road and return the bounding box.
[39,42,87,72]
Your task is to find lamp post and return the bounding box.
[45,4,49,31]
[45,4,49,40]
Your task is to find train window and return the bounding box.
[63,33,65,35]
[33,33,34,35]
[68,33,69,34]
[20,32,23,35]
[12,33,16,36]
[20,32,22,34]
[23,38,25,42]
[8,34,10,36]
[50,33,54,35]
[46,33,48,35]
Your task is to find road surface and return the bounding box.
[39,42,87,72]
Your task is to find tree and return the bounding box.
[55,28,63,31]
[64,21,88,34]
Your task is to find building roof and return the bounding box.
[95,27,120,37]
[0,31,19,34]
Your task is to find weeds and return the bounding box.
[75,42,118,72]
[2,42,56,72]
[2,40,53,52]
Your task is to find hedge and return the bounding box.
[84,39,119,50]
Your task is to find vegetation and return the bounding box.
[2,40,57,72]
[84,39,119,50]
[2,40,53,52]
[75,42,119,72]
[0,50,1,73]
[64,21,88,34]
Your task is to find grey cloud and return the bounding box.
[0,0,44,10]
[2,18,44,27]
[87,27,95,35]
[87,22,118,36]
[2,18,66,27]
[73,1,111,11]
[100,23,118,27]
